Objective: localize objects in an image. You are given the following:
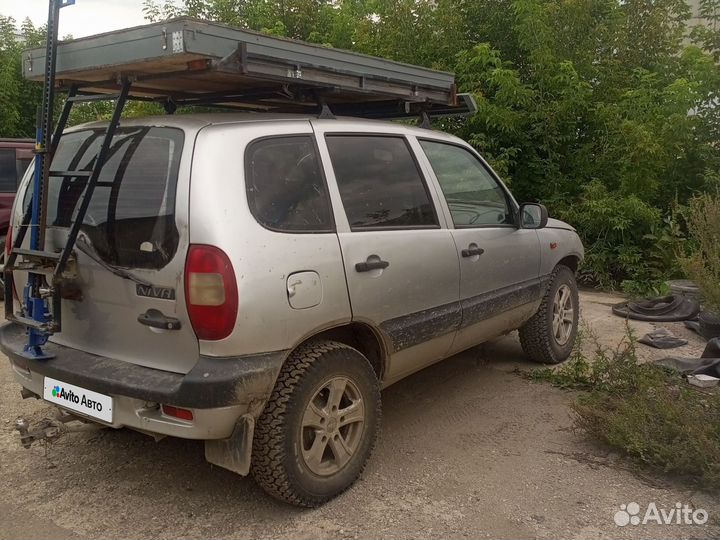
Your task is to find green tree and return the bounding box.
[0,16,45,137]
[2,0,719,291]
[143,0,353,42]
[0,16,22,136]
[692,0,720,60]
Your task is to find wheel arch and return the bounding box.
[556,254,580,274]
[286,322,387,382]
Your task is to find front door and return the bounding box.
[415,139,542,355]
[315,130,461,384]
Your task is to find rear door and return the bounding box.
[13,126,199,373]
[415,138,542,354]
[314,124,461,383]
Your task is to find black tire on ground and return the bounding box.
[519,265,579,364]
[699,311,720,340]
[251,340,381,507]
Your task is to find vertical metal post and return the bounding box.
[22,0,75,360]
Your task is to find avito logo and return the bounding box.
[51,385,80,404]
[614,502,708,527]
[51,385,104,413]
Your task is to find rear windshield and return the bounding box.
[24,127,184,269]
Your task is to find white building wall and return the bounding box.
[687,0,712,30]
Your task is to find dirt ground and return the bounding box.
[1,290,718,540]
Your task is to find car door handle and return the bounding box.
[355,258,390,272]
[138,309,181,330]
[461,246,485,258]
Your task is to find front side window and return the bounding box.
[25,127,184,269]
[326,135,437,230]
[420,140,513,227]
[246,136,333,232]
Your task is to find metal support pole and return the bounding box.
[22,0,75,360]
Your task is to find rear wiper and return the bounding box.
[76,233,152,287]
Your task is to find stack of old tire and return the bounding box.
[612,279,720,341]
[668,280,720,340]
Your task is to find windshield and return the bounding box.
[24,127,184,270]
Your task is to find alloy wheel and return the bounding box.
[300,376,365,476]
[552,284,575,346]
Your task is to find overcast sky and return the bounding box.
[0,0,149,38]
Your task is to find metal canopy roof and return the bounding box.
[22,18,475,119]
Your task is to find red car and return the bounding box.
[0,138,34,252]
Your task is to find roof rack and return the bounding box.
[22,17,477,119]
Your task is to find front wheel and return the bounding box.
[251,340,381,507]
[519,265,579,364]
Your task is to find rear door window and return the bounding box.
[245,136,333,232]
[0,149,16,192]
[325,135,438,230]
[25,127,184,269]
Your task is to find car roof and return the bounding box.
[71,112,314,130]
[67,112,466,144]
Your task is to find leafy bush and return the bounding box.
[448,1,719,292]
[528,328,720,490]
[551,182,686,293]
[682,191,720,312]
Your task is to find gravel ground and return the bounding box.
[1,291,718,540]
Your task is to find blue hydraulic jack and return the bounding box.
[3,0,131,360]
[8,0,76,360]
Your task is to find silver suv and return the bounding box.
[2,114,583,506]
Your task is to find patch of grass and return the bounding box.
[526,326,720,491]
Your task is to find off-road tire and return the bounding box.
[519,265,579,364]
[699,311,720,340]
[251,340,381,507]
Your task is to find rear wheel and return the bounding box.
[519,265,579,364]
[251,340,381,507]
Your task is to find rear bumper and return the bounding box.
[0,322,287,440]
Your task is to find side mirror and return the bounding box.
[518,203,549,229]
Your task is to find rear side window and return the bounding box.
[245,136,333,232]
[16,156,32,184]
[25,127,184,269]
[326,135,437,230]
[0,149,16,192]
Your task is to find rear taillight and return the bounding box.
[184,244,238,341]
